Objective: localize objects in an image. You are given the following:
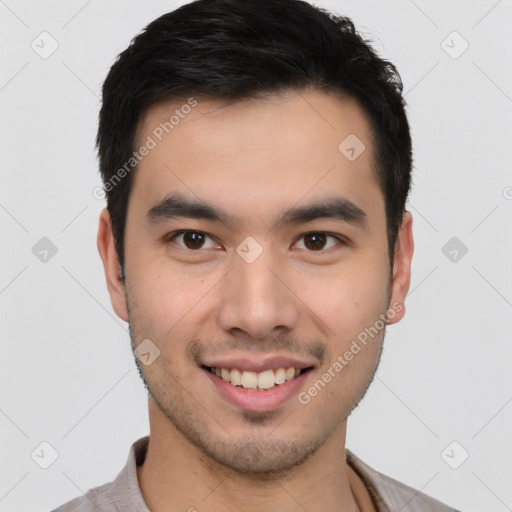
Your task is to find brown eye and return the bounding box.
[304,233,327,250]
[295,232,341,251]
[169,231,217,250]
[182,231,206,249]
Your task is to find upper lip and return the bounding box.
[201,355,316,373]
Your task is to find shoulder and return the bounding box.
[346,450,462,512]
[50,481,116,512]
[50,436,150,512]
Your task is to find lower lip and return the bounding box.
[202,367,312,412]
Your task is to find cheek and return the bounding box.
[302,259,389,345]
[127,273,205,381]
[128,262,220,343]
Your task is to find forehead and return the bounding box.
[130,89,382,230]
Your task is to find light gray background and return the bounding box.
[1,1,511,511]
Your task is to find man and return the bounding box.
[53,0,460,510]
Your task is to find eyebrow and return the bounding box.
[145,191,367,229]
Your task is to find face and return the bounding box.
[98,88,413,475]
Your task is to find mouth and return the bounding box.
[202,365,314,392]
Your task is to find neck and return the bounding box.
[137,398,369,512]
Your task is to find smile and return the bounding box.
[203,365,313,392]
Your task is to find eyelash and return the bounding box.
[165,230,347,253]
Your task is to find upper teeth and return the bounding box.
[211,367,301,391]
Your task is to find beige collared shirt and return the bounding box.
[51,436,460,512]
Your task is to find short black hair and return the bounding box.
[97,0,412,275]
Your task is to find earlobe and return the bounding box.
[97,208,129,322]
[387,211,414,325]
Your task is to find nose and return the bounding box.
[217,247,301,340]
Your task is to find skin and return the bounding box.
[97,88,414,512]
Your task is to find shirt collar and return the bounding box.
[112,436,393,512]
[111,436,151,512]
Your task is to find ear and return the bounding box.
[97,208,129,322]
[387,211,414,325]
